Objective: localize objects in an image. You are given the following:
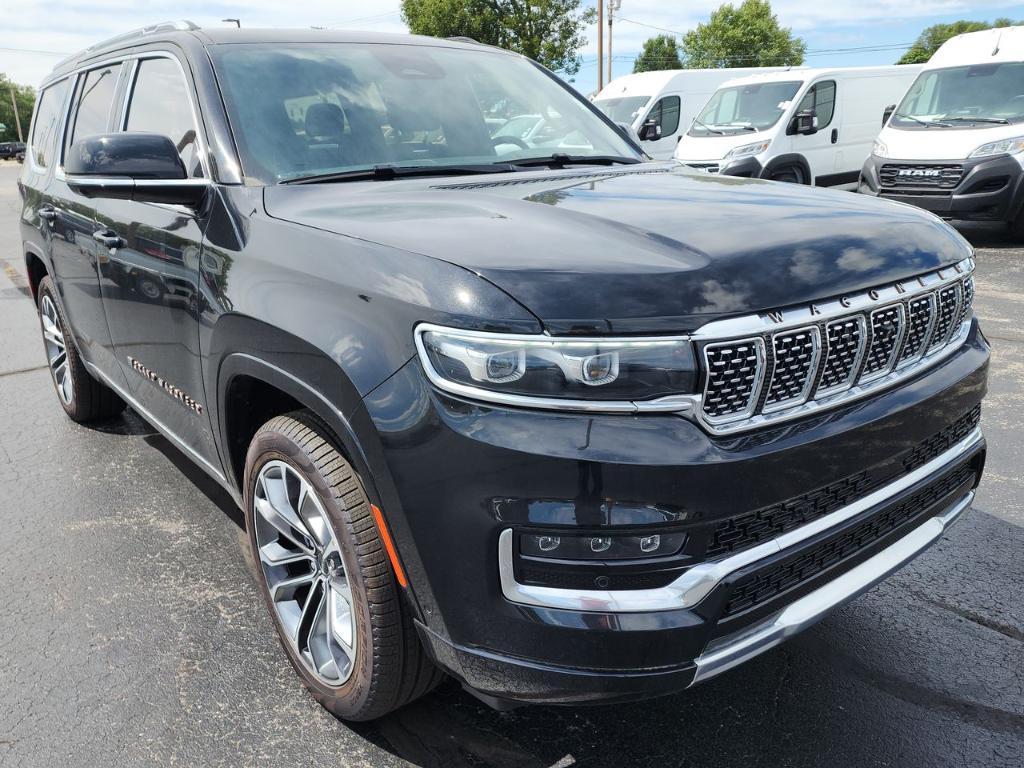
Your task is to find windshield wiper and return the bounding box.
[692,119,724,135]
[942,116,1011,125]
[282,163,518,184]
[893,112,951,128]
[509,154,642,169]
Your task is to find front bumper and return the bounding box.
[361,325,989,705]
[859,153,1024,222]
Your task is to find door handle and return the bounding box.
[831,128,839,144]
[38,206,57,221]
[93,229,124,249]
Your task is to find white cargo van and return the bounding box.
[675,66,922,187]
[593,68,790,160]
[860,26,1024,233]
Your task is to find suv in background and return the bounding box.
[0,141,26,159]
[18,22,988,721]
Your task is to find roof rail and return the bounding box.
[55,20,200,69]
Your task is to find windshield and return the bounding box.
[210,43,639,183]
[594,96,650,124]
[688,81,802,136]
[893,63,1024,128]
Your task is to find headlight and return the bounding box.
[872,139,889,158]
[969,136,1024,158]
[724,140,771,160]
[414,324,697,412]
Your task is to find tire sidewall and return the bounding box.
[243,427,380,714]
[37,277,79,417]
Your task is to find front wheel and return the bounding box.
[244,411,443,721]
[768,165,807,184]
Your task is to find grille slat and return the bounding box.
[699,268,974,428]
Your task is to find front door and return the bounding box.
[92,53,220,468]
[639,95,682,160]
[789,79,839,184]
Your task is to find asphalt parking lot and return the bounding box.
[0,159,1022,767]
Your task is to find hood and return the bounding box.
[263,164,971,334]
[879,124,1024,161]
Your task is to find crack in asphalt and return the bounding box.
[0,365,47,379]
[910,590,1024,643]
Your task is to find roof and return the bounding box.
[716,65,921,89]
[45,22,504,83]
[594,66,804,100]
[929,25,1024,67]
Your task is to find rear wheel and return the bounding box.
[769,165,807,184]
[37,276,125,423]
[244,411,443,721]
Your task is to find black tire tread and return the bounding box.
[252,410,443,720]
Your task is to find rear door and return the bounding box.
[789,79,840,185]
[48,62,128,380]
[90,52,220,467]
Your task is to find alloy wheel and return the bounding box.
[253,460,357,686]
[40,295,72,405]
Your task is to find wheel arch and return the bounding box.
[24,244,48,301]
[761,153,812,185]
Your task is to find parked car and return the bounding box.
[676,66,922,186]
[860,25,1024,235]
[594,68,792,159]
[20,23,988,721]
[0,141,26,159]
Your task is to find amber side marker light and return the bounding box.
[371,504,408,588]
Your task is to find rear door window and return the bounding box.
[125,57,203,177]
[65,63,123,157]
[29,79,70,169]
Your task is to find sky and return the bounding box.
[3,0,1024,96]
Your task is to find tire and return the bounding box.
[244,411,443,721]
[37,276,125,423]
[769,165,807,184]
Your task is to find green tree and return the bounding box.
[898,18,1019,64]
[633,35,684,73]
[401,0,596,76]
[0,73,35,142]
[681,0,805,68]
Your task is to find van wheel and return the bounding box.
[37,276,125,423]
[244,411,444,721]
[769,165,807,184]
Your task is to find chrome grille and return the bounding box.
[861,305,906,381]
[695,259,975,433]
[899,294,935,364]
[702,340,765,420]
[764,327,820,411]
[818,317,865,395]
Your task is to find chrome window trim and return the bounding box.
[762,325,821,414]
[689,488,973,685]
[413,322,696,415]
[497,426,982,614]
[699,337,767,423]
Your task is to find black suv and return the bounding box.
[0,141,26,160]
[18,23,989,721]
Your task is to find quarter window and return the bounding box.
[125,57,202,177]
[66,63,122,156]
[29,79,69,168]
[646,95,681,137]
[797,81,837,129]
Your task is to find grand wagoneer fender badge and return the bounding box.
[127,356,204,415]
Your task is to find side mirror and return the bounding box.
[638,119,662,141]
[65,133,208,208]
[790,109,818,136]
[882,104,896,126]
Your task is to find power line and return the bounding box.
[0,46,70,56]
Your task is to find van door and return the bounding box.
[91,53,220,468]
[638,95,681,159]
[787,80,839,185]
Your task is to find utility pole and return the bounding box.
[597,0,604,92]
[607,0,621,86]
[8,86,23,142]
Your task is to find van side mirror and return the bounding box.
[638,119,662,141]
[882,104,896,126]
[790,109,818,136]
[65,133,208,208]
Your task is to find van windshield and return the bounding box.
[211,43,639,183]
[688,81,801,136]
[893,63,1024,128]
[594,96,650,124]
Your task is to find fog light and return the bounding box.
[590,536,612,553]
[640,534,660,553]
[536,535,560,552]
[520,531,685,560]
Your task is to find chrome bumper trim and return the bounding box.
[690,489,973,685]
[498,426,982,613]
